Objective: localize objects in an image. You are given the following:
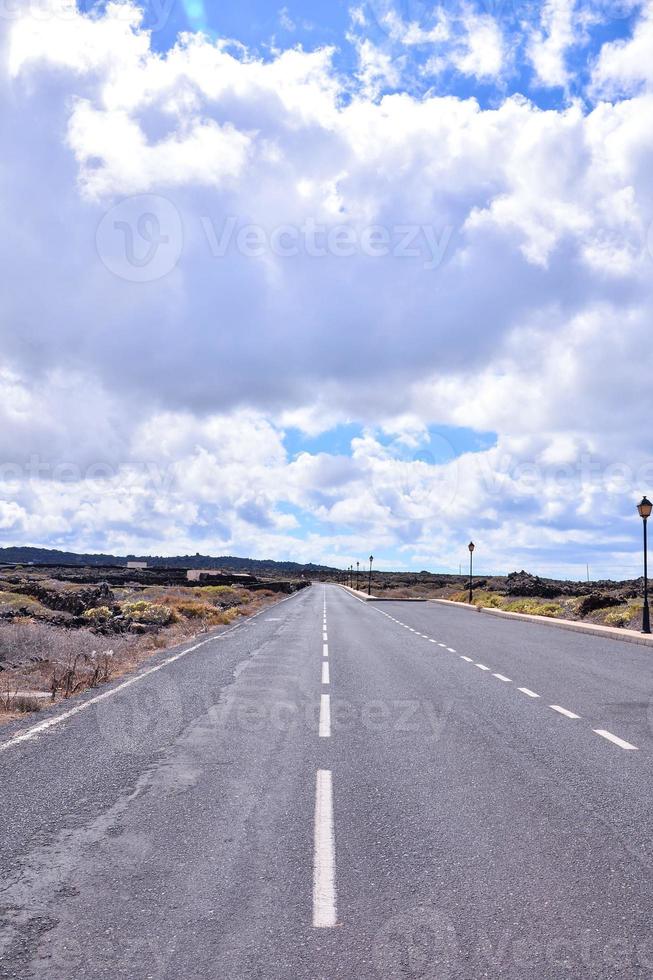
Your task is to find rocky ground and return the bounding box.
[363,570,646,629]
[0,567,307,723]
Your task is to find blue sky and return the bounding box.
[142,0,640,107]
[2,0,653,576]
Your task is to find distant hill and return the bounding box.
[0,546,338,576]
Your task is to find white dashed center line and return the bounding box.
[322,661,330,685]
[594,729,638,750]
[319,694,331,738]
[550,705,580,719]
[323,643,329,658]
[342,586,648,759]
[313,770,337,928]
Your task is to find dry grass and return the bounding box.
[0,587,286,725]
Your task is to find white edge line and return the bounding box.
[0,588,305,754]
[313,769,337,928]
[594,729,638,750]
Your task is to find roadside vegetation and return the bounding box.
[365,570,647,631]
[0,573,296,725]
[447,590,643,628]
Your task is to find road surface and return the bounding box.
[2,583,653,978]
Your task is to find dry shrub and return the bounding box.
[169,599,241,626]
[0,621,124,706]
[0,619,54,666]
[0,683,43,714]
[194,585,246,607]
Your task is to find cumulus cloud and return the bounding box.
[0,0,652,573]
[369,4,506,82]
[527,0,578,88]
[590,2,653,97]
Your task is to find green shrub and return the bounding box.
[605,603,641,628]
[479,594,504,608]
[121,601,177,626]
[504,599,562,617]
[83,606,112,624]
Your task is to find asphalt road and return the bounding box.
[2,583,653,979]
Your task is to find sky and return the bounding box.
[1,0,653,577]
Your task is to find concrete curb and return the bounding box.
[340,586,427,602]
[429,598,653,648]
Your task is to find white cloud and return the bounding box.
[1,0,653,572]
[591,4,653,97]
[377,5,505,82]
[353,37,402,97]
[528,0,577,88]
[451,11,505,81]
[279,6,296,32]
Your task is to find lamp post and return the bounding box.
[356,560,360,591]
[368,555,374,596]
[468,542,475,604]
[638,497,652,634]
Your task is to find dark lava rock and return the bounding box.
[576,593,625,616]
[505,571,561,599]
[9,579,115,616]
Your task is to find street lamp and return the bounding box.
[468,542,475,604]
[637,497,652,634]
[368,555,374,596]
[356,560,360,591]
